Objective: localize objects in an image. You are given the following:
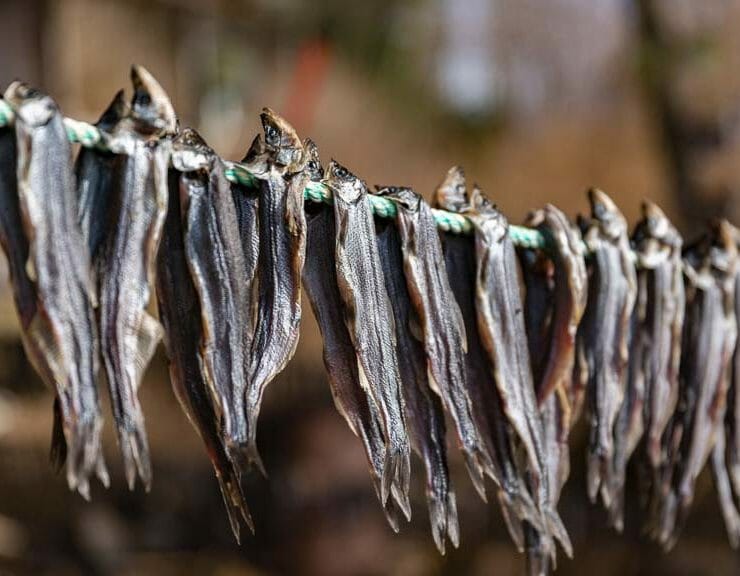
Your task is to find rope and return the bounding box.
[0,99,549,250]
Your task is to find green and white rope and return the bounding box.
[0,99,549,251]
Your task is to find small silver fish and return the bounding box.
[96,66,177,490]
[578,188,637,508]
[241,109,308,473]
[322,160,411,510]
[2,82,106,498]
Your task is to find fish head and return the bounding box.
[433,166,469,213]
[129,65,177,137]
[241,134,269,176]
[171,127,213,172]
[587,188,627,241]
[374,185,421,212]
[3,81,56,127]
[469,185,507,241]
[260,108,304,171]
[303,138,324,181]
[323,160,366,203]
[96,90,128,132]
[708,219,738,276]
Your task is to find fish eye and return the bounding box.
[308,160,319,172]
[334,165,349,179]
[135,90,152,106]
[265,124,279,145]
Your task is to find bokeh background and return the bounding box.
[0,0,739,574]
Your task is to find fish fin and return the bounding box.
[215,469,255,542]
[497,491,526,552]
[427,486,460,555]
[133,312,162,388]
[547,508,573,558]
[390,480,412,522]
[120,424,152,492]
[462,451,488,502]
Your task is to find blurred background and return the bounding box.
[0,0,739,574]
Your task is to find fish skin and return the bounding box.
[658,220,738,549]
[578,188,637,508]
[241,109,307,473]
[376,184,488,526]
[171,128,253,475]
[373,199,458,553]
[322,160,411,509]
[2,83,107,498]
[432,167,545,553]
[609,201,684,531]
[301,141,408,530]
[96,66,177,490]
[156,163,253,541]
[519,204,586,568]
[463,182,569,555]
[76,90,129,263]
[727,228,740,500]
[304,206,407,532]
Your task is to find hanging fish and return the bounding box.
[519,204,587,572]
[76,90,129,262]
[727,228,740,502]
[1,83,106,498]
[609,201,684,531]
[95,66,177,490]
[241,109,307,473]
[432,167,546,555]
[155,138,253,541]
[577,188,637,508]
[168,128,254,475]
[657,220,737,550]
[373,185,459,553]
[322,160,411,509]
[301,142,408,530]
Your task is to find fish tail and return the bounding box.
[462,450,488,502]
[214,468,255,542]
[426,486,460,555]
[525,543,551,576]
[118,423,152,492]
[586,451,606,504]
[546,508,573,558]
[497,491,525,552]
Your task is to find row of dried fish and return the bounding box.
[1,68,739,570]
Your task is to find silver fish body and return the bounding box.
[322,160,411,509]
[96,66,177,490]
[3,83,106,498]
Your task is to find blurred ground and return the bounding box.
[0,0,739,574]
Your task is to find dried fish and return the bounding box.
[519,204,587,569]
[712,424,740,548]
[609,201,684,531]
[376,183,490,490]
[241,109,307,472]
[170,128,253,474]
[156,148,253,541]
[433,167,550,555]
[728,229,740,501]
[96,66,177,490]
[2,83,106,498]
[76,90,128,263]
[322,160,411,509]
[577,189,637,508]
[301,143,407,531]
[657,220,737,549]
[373,186,459,553]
